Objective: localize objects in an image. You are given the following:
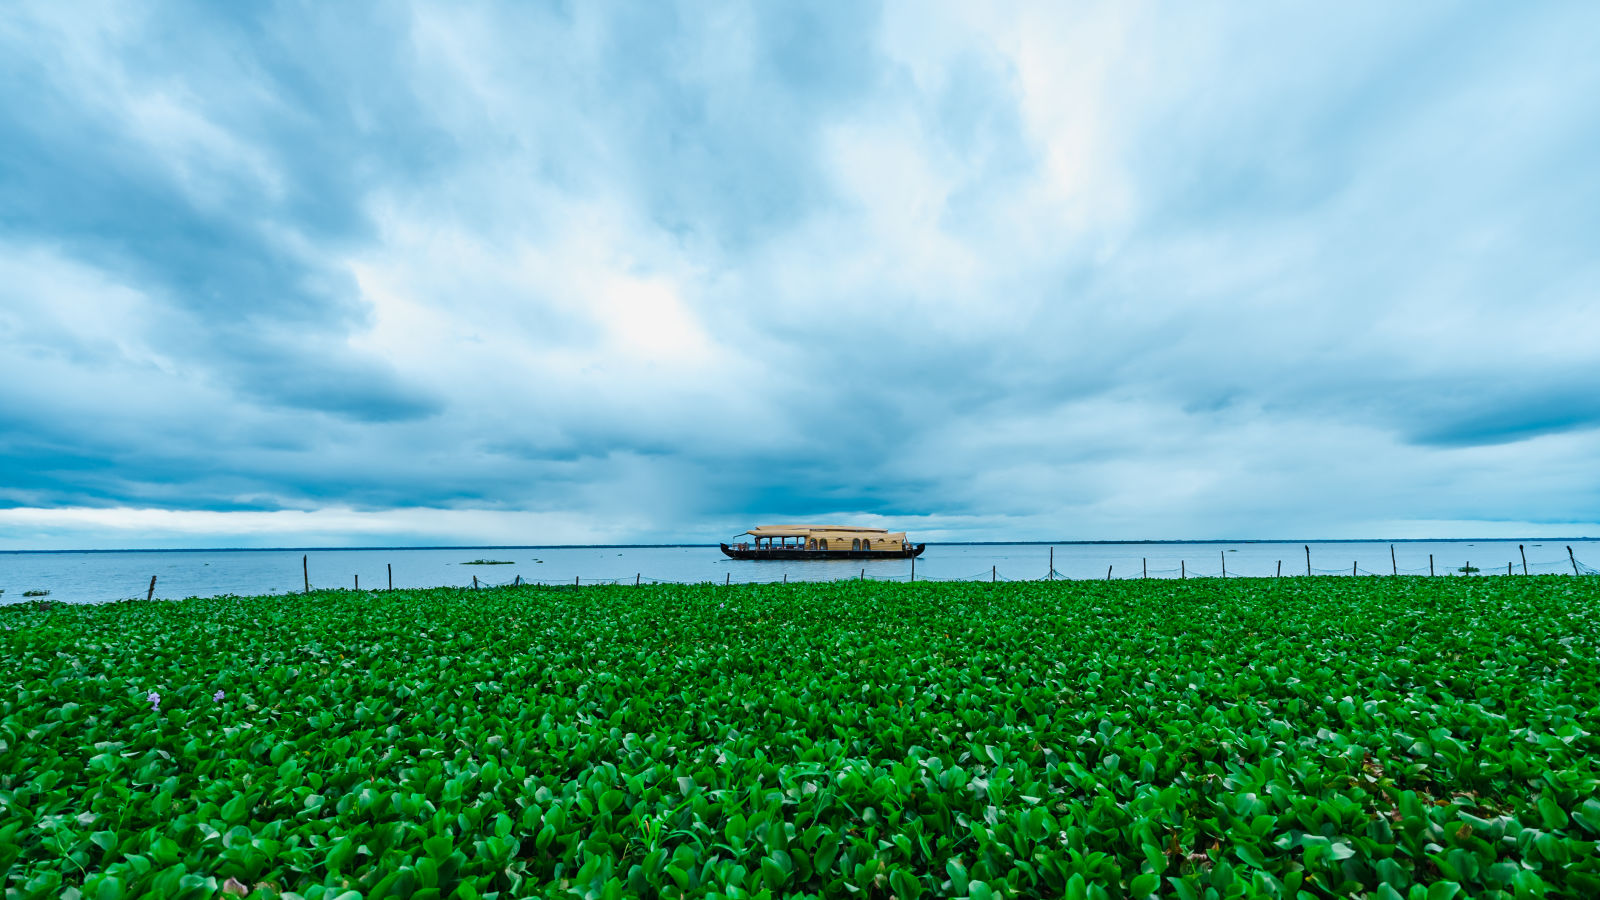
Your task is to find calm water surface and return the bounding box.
[3,540,1596,604]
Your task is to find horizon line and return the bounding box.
[2,537,1595,554]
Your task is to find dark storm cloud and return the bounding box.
[1407,388,1600,449]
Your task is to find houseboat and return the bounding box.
[721,525,926,560]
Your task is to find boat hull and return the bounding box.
[720,543,926,561]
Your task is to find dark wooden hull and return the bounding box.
[721,543,926,561]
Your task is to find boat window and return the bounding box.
[819,539,828,551]
[851,539,860,550]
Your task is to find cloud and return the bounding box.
[2,0,1599,547]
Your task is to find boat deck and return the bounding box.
[720,543,926,561]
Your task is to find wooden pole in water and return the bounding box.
[1520,545,1528,575]
[1143,558,1147,579]
[1508,562,1513,576]
[355,574,359,590]
[147,575,156,601]
[473,575,479,589]
[1276,560,1282,578]
[1221,551,1226,578]
[1429,554,1434,576]
[1305,545,1311,576]
[303,555,309,593]
[1570,546,1579,575]
[782,573,786,584]
[514,574,520,586]
[636,573,640,587]
[1352,561,1356,577]
[1181,561,1185,579]
[1049,547,1053,581]
[911,556,915,582]
[1391,545,1397,576]
[1466,561,1470,577]
[1106,565,1112,581]
[388,563,393,590]
[576,575,580,587]
[862,568,865,580]
[992,565,996,583]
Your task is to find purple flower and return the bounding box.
[213,689,225,703]
[147,691,160,711]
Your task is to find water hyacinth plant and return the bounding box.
[1,576,1598,899]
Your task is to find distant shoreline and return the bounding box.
[2,537,1593,554]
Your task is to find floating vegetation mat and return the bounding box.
[3,577,1600,899]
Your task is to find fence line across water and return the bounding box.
[88,544,1596,600]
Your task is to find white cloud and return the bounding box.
[0,506,632,549]
[2,0,1598,548]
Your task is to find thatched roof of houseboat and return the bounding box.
[742,524,891,538]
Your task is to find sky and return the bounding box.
[2,1,1599,549]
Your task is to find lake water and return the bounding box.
[3,539,1596,604]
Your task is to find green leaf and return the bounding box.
[424,835,453,860]
[1166,876,1199,900]
[1235,844,1267,868]
[890,869,922,900]
[220,794,250,825]
[725,813,748,846]
[946,858,970,891]
[1427,883,1462,900]
[1538,794,1568,830]
[324,837,356,873]
[760,856,789,891]
[814,832,842,875]
[1573,797,1600,834]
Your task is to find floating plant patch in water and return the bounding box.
[4,577,1600,899]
